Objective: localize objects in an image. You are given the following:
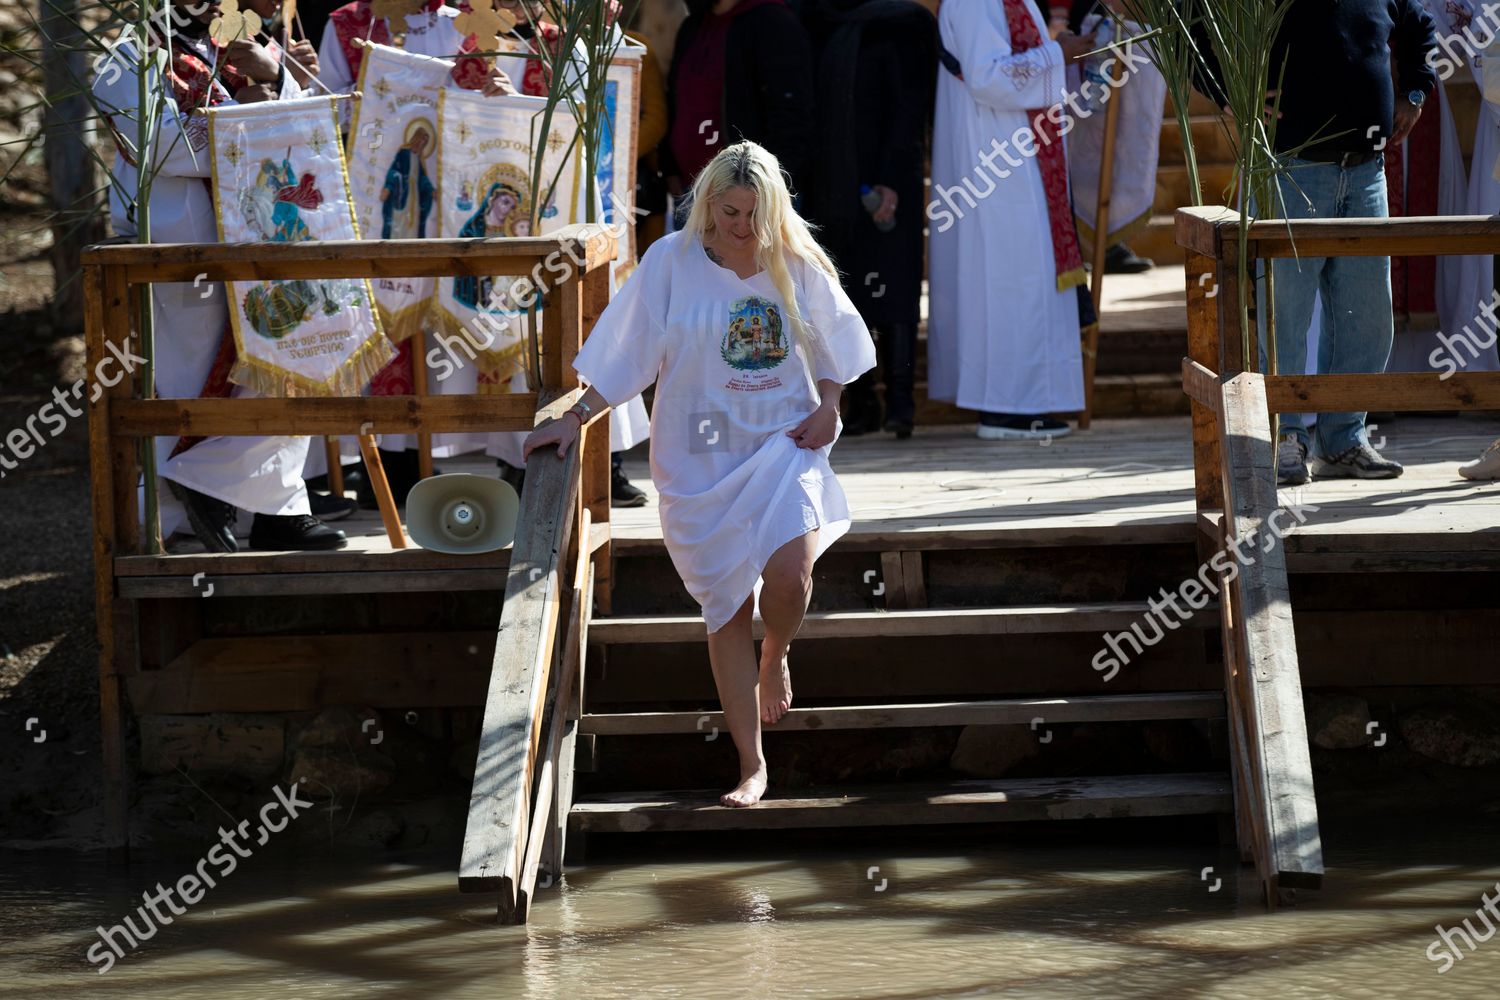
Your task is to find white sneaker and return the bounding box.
[1459,439,1500,480]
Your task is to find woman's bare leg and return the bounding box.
[757,530,818,725]
[706,594,766,807]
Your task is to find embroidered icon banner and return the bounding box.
[208,95,392,396]
[348,42,453,342]
[434,88,582,388]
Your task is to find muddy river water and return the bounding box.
[2,816,1495,998]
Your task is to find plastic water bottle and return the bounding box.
[860,185,896,233]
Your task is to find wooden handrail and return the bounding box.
[459,394,582,913]
[110,395,541,436]
[1177,205,1500,260]
[81,224,618,282]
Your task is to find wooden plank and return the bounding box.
[85,224,617,278]
[1246,214,1500,259]
[1215,247,1250,377]
[520,514,593,920]
[548,269,581,391]
[1217,373,1323,892]
[587,603,1220,645]
[878,551,907,609]
[129,633,495,714]
[1174,206,1239,257]
[1265,372,1500,412]
[111,395,538,437]
[116,535,514,576]
[1176,208,1500,260]
[580,261,613,613]
[571,773,1232,832]
[89,264,132,850]
[460,441,580,903]
[117,568,510,598]
[1181,358,1222,411]
[900,551,927,608]
[358,434,407,549]
[581,692,1225,735]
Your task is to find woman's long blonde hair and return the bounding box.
[683,141,836,357]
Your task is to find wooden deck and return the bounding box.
[130,413,1500,580]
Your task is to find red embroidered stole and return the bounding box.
[999,0,1086,292]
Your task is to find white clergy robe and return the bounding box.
[1443,7,1500,373]
[928,0,1085,416]
[94,39,311,537]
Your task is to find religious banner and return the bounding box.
[347,41,453,342]
[600,38,644,273]
[208,96,392,396]
[1068,17,1167,253]
[434,88,583,388]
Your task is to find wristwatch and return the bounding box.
[1407,89,1426,108]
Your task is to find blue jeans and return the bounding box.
[1255,156,1394,458]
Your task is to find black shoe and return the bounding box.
[611,456,648,508]
[1104,243,1154,274]
[166,479,238,553]
[976,412,1072,441]
[309,491,358,521]
[497,458,526,497]
[248,513,348,551]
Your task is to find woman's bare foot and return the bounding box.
[721,767,768,807]
[759,654,792,724]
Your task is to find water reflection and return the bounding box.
[1,817,1496,998]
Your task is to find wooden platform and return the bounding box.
[126,414,1500,579]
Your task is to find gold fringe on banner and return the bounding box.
[229,329,397,398]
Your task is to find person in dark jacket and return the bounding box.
[803,0,935,437]
[1195,0,1437,485]
[662,0,817,203]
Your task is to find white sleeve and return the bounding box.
[942,0,1068,113]
[317,26,355,94]
[802,258,876,385]
[572,243,668,406]
[91,42,217,180]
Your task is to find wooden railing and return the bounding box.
[1176,207,1500,906]
[82,228,616,883]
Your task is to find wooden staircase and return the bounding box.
[564,539,1235,841]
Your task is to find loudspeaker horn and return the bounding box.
[405,474,519,554]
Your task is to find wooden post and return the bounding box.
[411,333,434,480]
[1184,251,1224,565]
[324,438,344,496]
[580,258,613,614]
[358,434,407,549]
[87,265,131,853]
[1079,19,1126,430]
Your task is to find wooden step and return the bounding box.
[570,772,1232,832]
[914,373,1190,425]
[581,691,1225,735]
[588,602,1218,645]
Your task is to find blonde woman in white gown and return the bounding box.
[524,142,876,807]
